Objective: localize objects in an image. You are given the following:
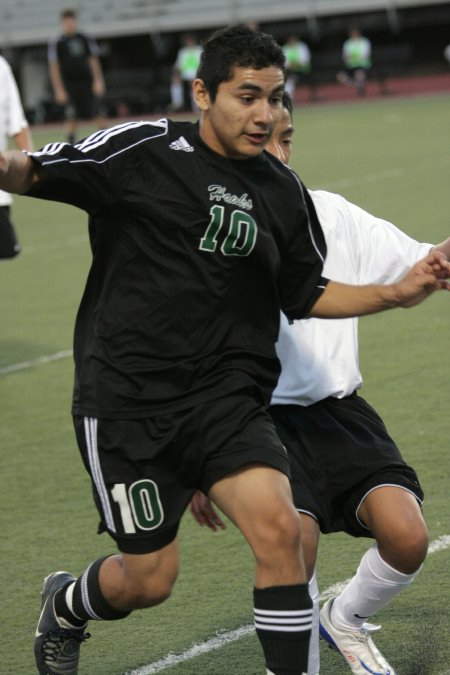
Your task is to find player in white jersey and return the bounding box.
[191,93,450,675]
[0,54,33,258]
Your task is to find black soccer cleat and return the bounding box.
[34,571,90,674]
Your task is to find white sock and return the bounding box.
[307,570,320,675]
[332,544,420,630]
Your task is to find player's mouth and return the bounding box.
[244,131,269,145]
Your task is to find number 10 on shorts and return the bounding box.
[111,480,164,533]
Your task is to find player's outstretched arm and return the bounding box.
[0,150,40,195]
[433,236,450,260]
[310,250,450,318]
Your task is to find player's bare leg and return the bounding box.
[359,486,428,574]
[210,464,311,674]
[34,540,180,674]
[320,487,428,674]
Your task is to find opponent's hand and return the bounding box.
[394,250,450,307]
[190,490,226,532]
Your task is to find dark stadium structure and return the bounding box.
[1,0,449,121]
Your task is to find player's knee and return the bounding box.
[401,525,429,571]
[121,552,180,608]
[381,522,429,574]
[258,506,301,555]
[141,577,176,606]
[126,567,178,608]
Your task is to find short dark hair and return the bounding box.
[197,24,286,101]
[61,8,77,20]
[282,91,293,118]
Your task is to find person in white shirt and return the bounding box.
[191,93,450,675]
[0,54,33,258]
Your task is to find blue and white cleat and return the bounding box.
[319,598,396,675]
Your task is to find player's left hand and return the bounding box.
[190,490,226,532]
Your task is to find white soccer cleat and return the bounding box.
[319,598,396,674]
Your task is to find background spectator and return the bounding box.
[0,53,33,259]
[171,34,202,112]
[283,35,316,101]
[48,8,106,142]
[337,26,372,95]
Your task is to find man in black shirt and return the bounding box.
[1,25,449,675]
[48,8,106,143]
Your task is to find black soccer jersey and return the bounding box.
[27,119,327,418]
[48,32,98,83]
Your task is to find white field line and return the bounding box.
[127,535,450,674]
[0,349,73,376]
[1,350,449,670]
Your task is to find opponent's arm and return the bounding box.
[310,250,450,318]
[0,150,41,195]
[433,236,450,260]
[190,491,226,532]
[13,127,33,153]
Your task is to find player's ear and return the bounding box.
[193,79,210,111]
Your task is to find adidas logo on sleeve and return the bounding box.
[169,136,194,152]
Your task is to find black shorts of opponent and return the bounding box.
[270,391,423,538]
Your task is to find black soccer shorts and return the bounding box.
[65,81,97,120]
[73,388,290,553]
[270,392,424,538]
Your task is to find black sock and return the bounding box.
[54,556,130,626]
[254,583,312,675]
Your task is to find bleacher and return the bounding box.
[2,0,449,47]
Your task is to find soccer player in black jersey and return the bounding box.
[0,25,449,675]
[48,8,106,144]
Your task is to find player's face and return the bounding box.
[265,108,294,165]
[62,16,77,35]
[194,66,285,159]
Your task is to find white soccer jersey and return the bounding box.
[0,55,29,206]
[272,190,432,406]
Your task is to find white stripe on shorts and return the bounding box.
[83,417,115,532]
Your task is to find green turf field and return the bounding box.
[1,93,449,674]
